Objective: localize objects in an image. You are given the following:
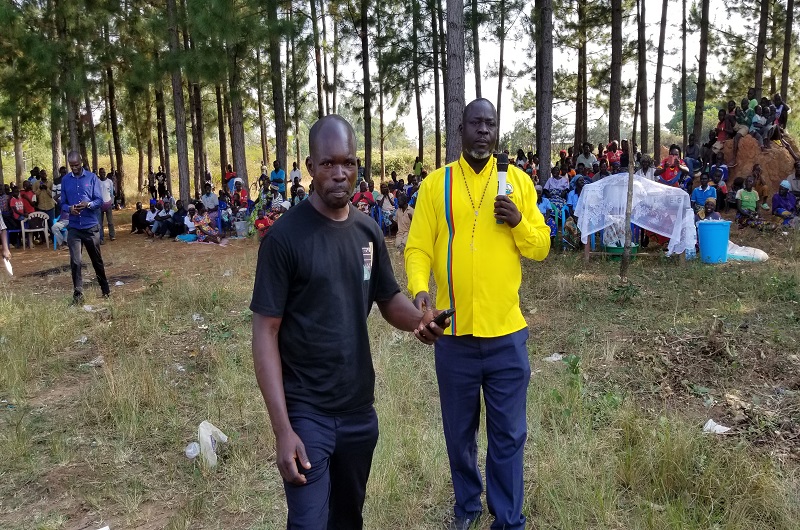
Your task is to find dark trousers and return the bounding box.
[97,207,115,241]
[284,407,379,530]
[434,328,530,530]
[67,225,109,297]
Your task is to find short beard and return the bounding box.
[467,149,491,160]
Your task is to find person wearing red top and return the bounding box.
[655,145,688,187]
[20,181,36,209]
[234,180,249,207]
[10,187,35,220]
[605,140,621,166]
[351,180,375,214]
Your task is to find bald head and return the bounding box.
[308,115,356,160]
[462,98,497,124]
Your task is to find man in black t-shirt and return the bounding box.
[251,115,448,529]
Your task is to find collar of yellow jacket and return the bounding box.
[456,154,496,181]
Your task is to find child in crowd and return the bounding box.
[394,192,414,251]
[749,105,768,148]
[254,210,270,240]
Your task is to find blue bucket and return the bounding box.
[697,220,731,264]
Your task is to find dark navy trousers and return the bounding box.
[434,328,530,530]
[284,407,379,530]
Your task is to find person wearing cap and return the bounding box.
[405,99,550,530]
[268,184,282,210]
[694,198,721,223]
[635,155,656,181]
[175,203,198,242]
[292,186,307,207]
[772,180,797,226]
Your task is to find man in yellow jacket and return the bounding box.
[405,98,551,530]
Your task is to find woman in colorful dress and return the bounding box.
[193,202,221,243]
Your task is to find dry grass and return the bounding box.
[0,210,798,529]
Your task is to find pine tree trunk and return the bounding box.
[609,0,622,142]
[156,82,172,194]
[535,0,553,168]
[310,0,324,118]
[107,66,124,200]
[167,0,190,204]
[333,17,339,114]
[681,0,687,151]
[67,95,79,152]
[84,93,98,171]
[223,85,233,164]
[654,0,667,162]
[13,114,23,186]
[321,0,331,115]
[193,83,205,187]
[575,0,587,148]
[472,0,481,98]
[446,0,465,163]
[51,87,62,177]
[156,88,166,171]
[692,0,709,143]
[130,97,144,191]
[781,0,794,103]
[439,0,448,149]
[432,0,442,168]
[256,48,269,165]
[360,0,372,180]
[0,150,4,186]
[637,0,649,156]
[769,2,778,96]
[146,88,153,177]
[413,0,423,160]
[215,84,228,177]
[754,0,769,100]
[77,109,89,167]
[229,53,250,186]
[267,0,287,178]
[290,4,301,167]
[496,0,506,149]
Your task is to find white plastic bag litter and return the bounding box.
[727,241,769,262]
[198,420,228,467]
[702,419,731,434]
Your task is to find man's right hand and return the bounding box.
[275,429,311,485]
[413,291,432,311]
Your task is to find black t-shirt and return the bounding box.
[250,199,400,415]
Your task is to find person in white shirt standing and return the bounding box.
[97,168,116,243]
[289,161,301,187]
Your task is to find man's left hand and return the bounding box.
[413,309,447,345]
[2,247,11,261]
[494,195,522,227]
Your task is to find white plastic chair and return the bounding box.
[21,211,50,249]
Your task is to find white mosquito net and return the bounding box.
[572,172,696,255]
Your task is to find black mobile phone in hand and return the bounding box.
[430,308,455,329]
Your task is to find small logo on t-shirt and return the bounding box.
[362,242,373,281]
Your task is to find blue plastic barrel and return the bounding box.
[697,220,731,264]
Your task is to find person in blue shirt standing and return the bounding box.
[270,160,287,200]
[61,151,110,305]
